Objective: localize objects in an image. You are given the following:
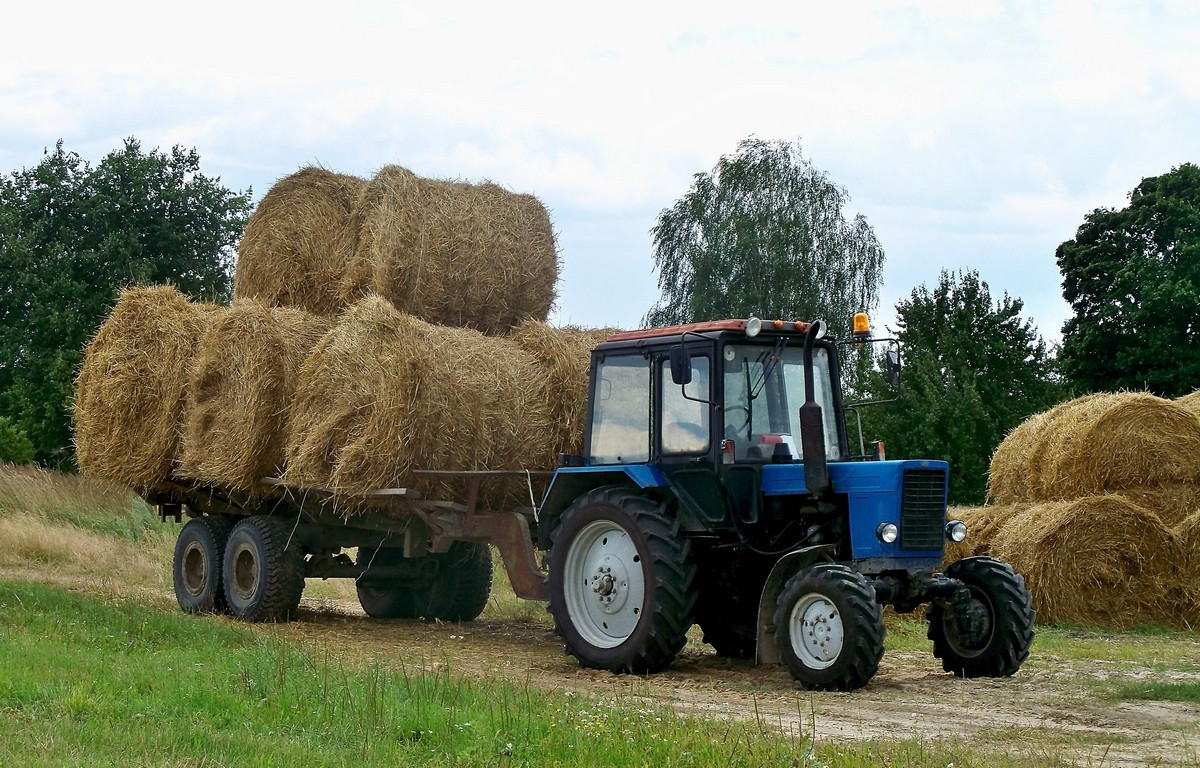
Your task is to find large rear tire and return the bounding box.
[356,542,493,622]
[774,564,885,691]
[547,487,696,674]
[173,516,234,614]
[222,516,305,622]
[928,556,1035,678]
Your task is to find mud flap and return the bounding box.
[755,544,837,665]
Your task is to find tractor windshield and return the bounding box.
[722,342,841,461]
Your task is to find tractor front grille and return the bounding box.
[899,467,947,551]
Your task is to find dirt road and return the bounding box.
[272,595,1200,768]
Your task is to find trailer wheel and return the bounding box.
[419,542,493,622]
[928,556,1035,678]
[356,542,493,622]
[222,516,305,622]
[774,564,885,691]
[355,548,421,619]
[547,487,696,674]
[173,516,234,614]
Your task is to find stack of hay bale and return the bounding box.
[75,165,613,509]
[952,392,1200,629]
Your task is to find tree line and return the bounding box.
[1,136,1197,505]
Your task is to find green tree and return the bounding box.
[0,139,251,466]
[643,137,885,339]
[860,270,1062,504]
[0,416,35,464]
[1057,162,1200,396]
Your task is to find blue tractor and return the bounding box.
[536,316,1035,691]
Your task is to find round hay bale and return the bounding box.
[990,495,1186,629]
[1175,510,1200,629]
[179,301,331,491]
[987,412,1050,504]
[283,297,554,507]
[1174,390,1200,420]
[74,285,215,494]
[508,320,617,459]
[233,166,367,315]
[1021,393,1121,500]
[1037,393,1200,500]
[339,165,559,334]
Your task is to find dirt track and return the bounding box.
[271,595,1200,768]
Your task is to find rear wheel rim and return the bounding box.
[181,541,208,597]
[562,519,645,649]
[231,542,261,603]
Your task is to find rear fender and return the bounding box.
[756,544,838,665]
[536,465,670,549]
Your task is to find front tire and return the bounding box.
[222,516,306,622]
[547,487,696,674]
[928,556,1035,678]
[173,516,234,614]
[775,564,885,691]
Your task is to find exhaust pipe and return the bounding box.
[800,320,830,496]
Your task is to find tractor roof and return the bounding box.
[605,319,815,344]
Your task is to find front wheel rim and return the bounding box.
[789,592,845,670]
[230,542,261,603]
[562,519,645,649]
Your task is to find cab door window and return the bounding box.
[588,355,650,464]
[660,355,711,455]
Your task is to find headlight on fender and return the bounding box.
[946,520,968,543]
[876,522,898,544]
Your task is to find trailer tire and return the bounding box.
[356,542,493,622]
[774,564,885,691]
[928,556,1035,678]
[173,516,234,615]
[222,516,305,622]
[547,487,696,674]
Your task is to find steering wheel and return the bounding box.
[724,405,751,441]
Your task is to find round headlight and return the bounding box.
[946,520,968,543]
[745,316,762,337]
[876,522,898,544]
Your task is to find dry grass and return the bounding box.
[339,165,559,334]
[0,464,173,588]
[232,166,367,315]
[73,285,217,494]
[179,301,330,491]
[991,495,1188,629]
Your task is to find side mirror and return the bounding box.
[885,347,901,391]
[669,345,692,385]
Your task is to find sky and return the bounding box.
[2,0,1198,345]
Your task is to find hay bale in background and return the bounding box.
[1175,390,1200,420]
[1175,510,1200,629]
[179,301,330,491]
[233,167,367,315]
[509,320,617,461]
[1022,393,1121,500]
[74,286,214,494]
[1036,393,1200,500]
[283,297,554,507]
[339,165,559,334]
[991,496,1186,629]
[987,413,1049,504]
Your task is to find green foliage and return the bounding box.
[644,137,885,340]
[0,418,34,464]
[1057,162,1200,396]
[860,270,1062,504]
[0,139,251,465]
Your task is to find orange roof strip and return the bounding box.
[605,319,812,343]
